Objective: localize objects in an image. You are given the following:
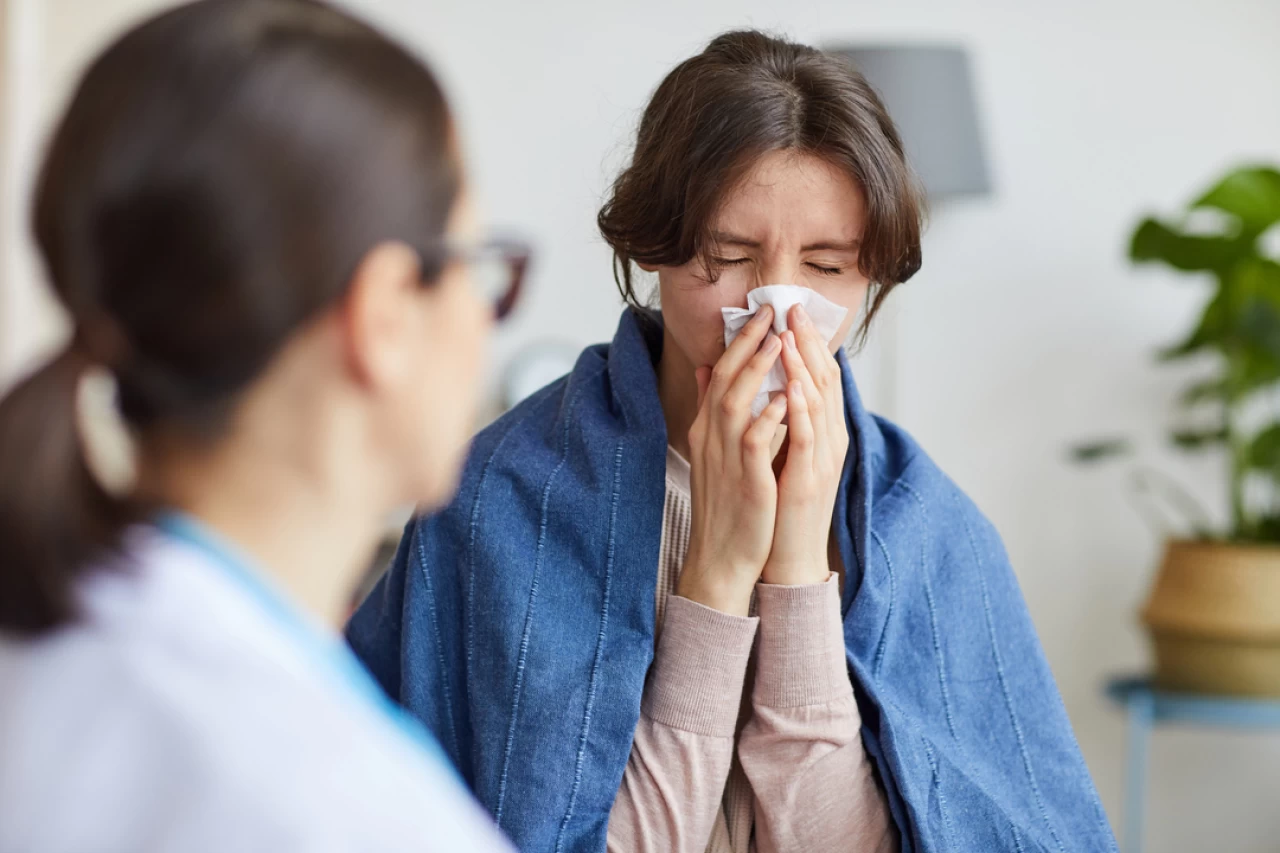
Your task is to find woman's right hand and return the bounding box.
[677,305,790,617]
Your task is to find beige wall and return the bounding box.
[0,0,175,387]
[43,1,173,114]
[0,0,8,369]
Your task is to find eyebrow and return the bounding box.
[710,231,861,253]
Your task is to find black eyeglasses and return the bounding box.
[419,236,531,322]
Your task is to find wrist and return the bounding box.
[760,557,829,587]
[677,554,756,616]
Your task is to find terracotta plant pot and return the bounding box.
[1142,539,1280,696]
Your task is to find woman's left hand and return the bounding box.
[762,304,850,586]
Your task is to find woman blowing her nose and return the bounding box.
[0,1,523,850]
[349,29,1118,853]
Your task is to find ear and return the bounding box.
[340,241,422,389]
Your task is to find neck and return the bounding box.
[138,424,387,630]
[658,326,700,459]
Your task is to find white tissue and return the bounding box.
[721,285,850,416]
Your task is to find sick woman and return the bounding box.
[348,30,1117,853]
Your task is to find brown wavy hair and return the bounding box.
[598,30,924,338]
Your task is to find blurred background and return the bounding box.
[2,1,1278,850]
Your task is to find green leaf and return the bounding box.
[1170,427,1229,450]
[1233,258,1280,359]
[1180,379,1227,406]
[1228,344,1280,397]
[1159,286,1228,360]
[1160,258,1280,366]
[1068,438,1133,463]
[1194,166,1280,239]
[1248,424,1280,470]
[1130,218,1245,274]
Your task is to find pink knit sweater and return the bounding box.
[606,448,898,853]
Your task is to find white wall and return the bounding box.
[1,0,173,381]
[7,1,1280,850]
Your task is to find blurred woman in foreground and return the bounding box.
[0,1,521,849]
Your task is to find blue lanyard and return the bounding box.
[154,512,459,782]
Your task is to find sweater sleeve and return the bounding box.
[738,574,898,853]
[607,595,758,853]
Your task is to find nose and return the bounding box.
[750,252,809,291]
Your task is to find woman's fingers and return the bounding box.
[743,391,787,469]
[695,366,712,412]
[783,379,815,471]
[708,304,773,401]
[787,304,847,452]
[788,304,841,394]
[780,330,825,445]
[717,333,781,433]
[688,365,713,456]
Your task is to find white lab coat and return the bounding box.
[0,526,511,853]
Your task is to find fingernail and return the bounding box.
[783,330,797,351]
[795,306,812,327]
[790,380,803,397]
[753,305,773,325]
[764,333,780,352]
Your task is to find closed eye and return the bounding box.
[712,257,751,267]
[807,263,843,276]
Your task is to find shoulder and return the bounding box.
[0,549,506,853]
[860,413,1004,563]
[469,343,611,460]
[850,414,1034,677]
[439,308,664,527]
[417,342,615,537]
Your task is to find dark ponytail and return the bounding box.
[0,347,138,634]
[0,0,460,636]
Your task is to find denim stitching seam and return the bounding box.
[412,523,459,758]
[869,528,896,678]
[493,366,605,829]
[554,439,625,851]
[955,496,1065,853]
[899,481,960,745]
[921,737,957,849]
[464,383,565,716]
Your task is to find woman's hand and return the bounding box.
[677,305,790,617]
[762,304,849,586]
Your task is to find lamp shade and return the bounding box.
[827,45,991,199]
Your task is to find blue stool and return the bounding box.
[1105,675,1280,853]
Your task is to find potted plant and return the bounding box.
[1075,164,1280,696]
